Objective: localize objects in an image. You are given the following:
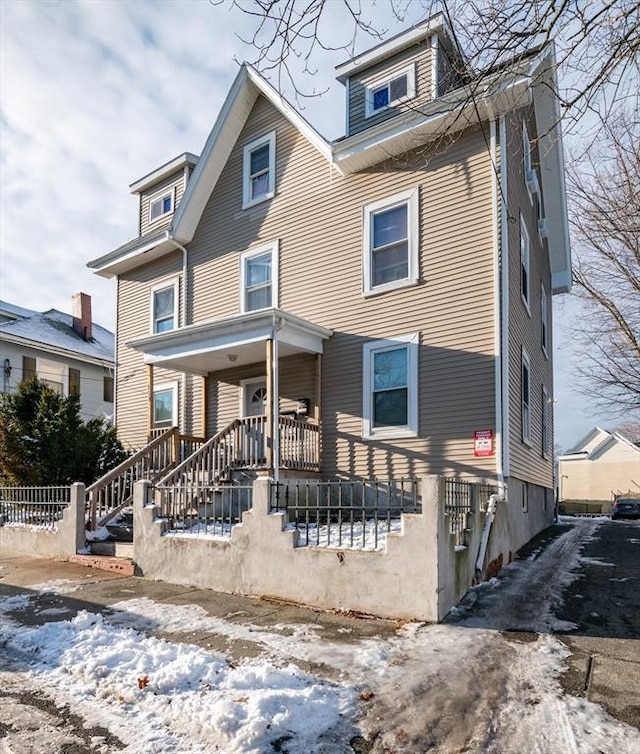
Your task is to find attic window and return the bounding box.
[243,132,276,208]
[365,65,416,118]
[149,189,174,223]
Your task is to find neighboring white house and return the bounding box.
[557,427,640,504]
[0,293,115,422]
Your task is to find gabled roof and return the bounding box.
[0,308,114,367]
[89,38,570,291]
[559,426,640,461]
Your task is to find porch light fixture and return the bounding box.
[227,353,238,362]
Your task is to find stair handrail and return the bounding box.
[87,427,179,529]
[156,419,242,488]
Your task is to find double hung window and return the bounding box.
[521,348,532,444]
[151,279,178,334]
[520,217,530,312]
[243,132,276,208]
[363,334,418,439]
[541,283,548,355]
[363,189,418,295]
[240,242,278,312]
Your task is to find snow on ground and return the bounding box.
[1,517,639,753]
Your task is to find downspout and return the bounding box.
[499,115,510,481]
[169,236,189,435]
[475,116,508,580]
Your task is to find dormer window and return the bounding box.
[365,65,416,118]
[149,189,174,223]
[243,132,276,208]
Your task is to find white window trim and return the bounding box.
[150,277,180,334]
[521,348,532,446]
[541,282,549,357]
[240,240,279,313]
[152,381,178,428]
[520,216,531,315]
[365,64,416,118]
[242,131,276,209]
[362,332,419,440]
[363,188,419,296]
[148,186,176,224]
[541,385,550,459]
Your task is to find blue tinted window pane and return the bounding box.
[162,195,172,213]
[155,317,174,333]
[250,144,270,175]
[374,348,407,390]
[373,86,389,110]
[372,204,407,249]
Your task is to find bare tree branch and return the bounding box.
[568,108,640,416]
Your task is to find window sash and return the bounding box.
[364,189,417,294]
[363,334,418,438]
[243,133,275,208]
[541,285,548,353]
[152,284,176,333]
[368,69,412,114]
[520,220,530,307]
[153,387,175,427]
[244,252,272,311]
[149,191,173,222]
[522,352,531,443]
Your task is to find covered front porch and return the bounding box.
[128,308,333,480]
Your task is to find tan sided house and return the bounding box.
[87,16,571,620]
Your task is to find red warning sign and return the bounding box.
[474,429,494,457]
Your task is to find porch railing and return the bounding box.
[86,427,204,529]
[157,415,320,489]
[270,478,420,551]
[0,486,71,530]
[443,478,498,547]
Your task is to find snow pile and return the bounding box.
[1,607,355,753]
[286,518,403,550]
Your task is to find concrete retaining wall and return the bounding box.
[133,476,554,622]
[0,483,86,559]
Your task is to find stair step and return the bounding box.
[69,553,135,576]
[90,541,134,558]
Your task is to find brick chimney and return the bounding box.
[72,292,92,341]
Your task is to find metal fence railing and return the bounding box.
[270,479,420,551]
[156,484,253,538]
[443,478,497,547]
[0,486,71,529]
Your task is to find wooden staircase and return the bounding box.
[86,427,204,530]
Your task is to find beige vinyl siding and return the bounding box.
[347,42,433,136]
[559,451,640,503]
[205,354,318,433]
[504,110,554,488]
[138,168,188,237]
[181,95,498,480]
[116,251,203,448]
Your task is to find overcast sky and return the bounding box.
[0,0,617,450]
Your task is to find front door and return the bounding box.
[241,378,267,464]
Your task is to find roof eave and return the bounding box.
[87,232,175,278]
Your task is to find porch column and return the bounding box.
[315,353,322,470]
[201,375,208,438]
[266,339,273,475]
[147,364,154,440]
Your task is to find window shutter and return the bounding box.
[22,356,36,383]
[69,368,81,396]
